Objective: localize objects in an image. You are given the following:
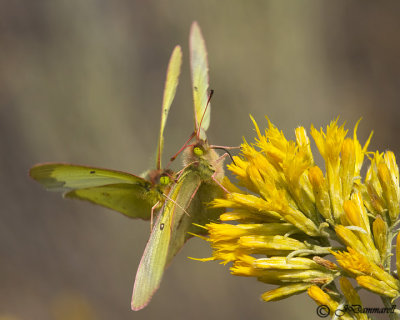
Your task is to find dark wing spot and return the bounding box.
[194,86,198,91]
[90,170,96,174]
[160,223,164,230]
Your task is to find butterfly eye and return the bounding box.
[160,176,170,185]
[193,146,204,157]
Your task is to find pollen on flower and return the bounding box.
[195,116,400,313]
[331,248,372,276]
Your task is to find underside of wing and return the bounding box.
[190,21,210,138]
[166,170,202,264]
[66,183,160,220]
[30,163,156,220]
[131,195,174,310]
[30,163,151,192]
[157,45,182,170]
[131,170,200,310]
[186,180,225,235]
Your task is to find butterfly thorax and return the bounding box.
[183,140,224,182]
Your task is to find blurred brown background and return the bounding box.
[1,1,400,319]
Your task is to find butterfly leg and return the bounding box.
[215,152,229,164]
[211,172,230,194]
[150,201,160,231]
[163,193,190,216]
[164,179,201,219]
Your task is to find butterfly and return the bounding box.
[131,21,227,311]
[30,45,183,224]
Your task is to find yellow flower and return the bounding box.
[310,119,347,220]
[365,151,400,222]
[332,248,399,292]
[338,194,380,264]
[262,283,312,302]
[308,166,332,221]
[331,248,372,276]
[197,117,400,314]
[373,215,388,263]
[338,278,370,320]
[378,153,400,222]
[340,277,361,305]
[308,285,338,309]
[308,286,353,320]
[356,276,398,298]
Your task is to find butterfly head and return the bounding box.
[183,139,224,180]
[184,140,207,164]
[148,169,174,189]
[193,143,206,158]
[159,175,170,186]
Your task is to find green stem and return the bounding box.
[381,296,398,320]
[385,229,394,271]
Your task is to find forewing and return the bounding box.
[157,45,183,169]
[30,163,155,219]
[131,169,200,310]
[190,21,210,138]
[30,163,151,191]
[131,192,174,310]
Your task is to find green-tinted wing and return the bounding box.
[131,193,173,311]
[166,170,225,263]
[30,163,156,219]
[190,21,210,138]
[30,163,151,191]
[157,45,182,170]
[186,180,225,236]
[65,184,159,219]
[166,170,202,264]
[131,170,201,311]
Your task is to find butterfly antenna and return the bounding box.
[168,132,196,165]
[211,146,236,165]
[197,89,214,139]
[162,192,190,217]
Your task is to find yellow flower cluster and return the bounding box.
[200,117,400,317]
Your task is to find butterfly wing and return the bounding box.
[65,184,160,219]
[190,21,210,138]
[30,163,158,219]
[165,170,202,264]
[131,169,201,311]
[186,180,225,236]
[157,45,183,170]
